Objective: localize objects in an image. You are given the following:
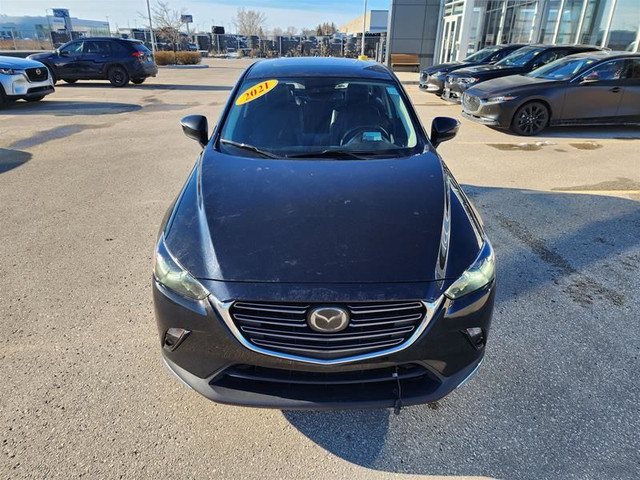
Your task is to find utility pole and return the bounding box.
[145,0,157,55]
[360,0,368,58]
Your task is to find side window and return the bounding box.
[585,60,627,82]
[60,42,83,55]
[492,49,512,62]
[531,50,564,70]
[624,59,640,84]
[84,41,111,54]
[111,42,130,54]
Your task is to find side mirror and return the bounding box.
[59,50,68,57]
[580,72,599,84]
[431,117,460,148]
[180,115,209,148]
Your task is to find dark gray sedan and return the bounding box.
[461,51,640,135]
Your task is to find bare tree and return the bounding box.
[151,1,186,51]
[233,8,267,36]
[285,26,298,36]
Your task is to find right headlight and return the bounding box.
[444,242,495,299]
[153,235,210,300]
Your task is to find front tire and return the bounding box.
[131,77,146,84]
[63,79,78,84]
[108,66,129,87]
[26,96,45,102]
[44,65,57,84]
[511,101,549,136]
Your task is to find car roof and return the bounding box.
[245,57,394,80]
[564,50,640,60]
[71,37,141,43]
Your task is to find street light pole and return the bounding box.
[360,0,368,57]
[145,0,157,55]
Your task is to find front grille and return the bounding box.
[463,94,480,113]
[25,67,48,82]
[229,301,427,359]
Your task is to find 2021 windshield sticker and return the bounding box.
[236,80,279,105]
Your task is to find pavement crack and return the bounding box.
[493,212,625,307]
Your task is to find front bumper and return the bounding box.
[442,81,475,103]
[153,278,495,409]
[419,74,445,95]
[461,96,518,129]
[1,71,55,100]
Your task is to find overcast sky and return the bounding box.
[0,0,391,31]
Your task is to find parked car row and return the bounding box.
[1,37,158,107]
[420,44,640,135]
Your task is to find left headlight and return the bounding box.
[445,242,495,299]
[0,67,21,75]
[153,235,210,300]
[484,95,517,103]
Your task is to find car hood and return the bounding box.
[424,62,464,74]
[0,55,47,69]
[466,74,560,96]
[26,51,55,61]
[165,150,481,284]
[450,64,523,77]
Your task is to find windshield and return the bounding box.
[219,77,421,159]
[527,57,599,80]
[464,46,501,63]
[497,47,544,67]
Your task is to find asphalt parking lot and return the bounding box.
[1,58,639,480]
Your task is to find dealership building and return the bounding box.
[387,0,640,67]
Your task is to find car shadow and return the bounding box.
[283,186,640,479]
[56,82,233,91]
[3,100,141,116]
[491,124,640,140]
[0,148,32,174]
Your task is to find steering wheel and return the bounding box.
[340,125,391,146]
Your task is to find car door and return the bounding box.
[55,41,84,79]
[618,59,640,123]
[559,59,627,123]
[80,40,111,78]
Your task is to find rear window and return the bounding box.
[133,42,151,53]
[219,76,421,159]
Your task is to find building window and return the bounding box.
[606,0,640,51]
[556,0,587,44]
[579,0,615,45]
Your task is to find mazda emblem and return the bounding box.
[35,68,42,75]
[308,307,349,333]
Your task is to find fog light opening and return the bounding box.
[164,328,190,351]
[463,327,485,350]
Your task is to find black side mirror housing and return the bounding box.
[180,115,209,148]
[431,117,460,148]
[580,72,599,84]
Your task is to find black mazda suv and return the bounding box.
[153,58,496,409]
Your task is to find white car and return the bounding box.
[0,56,55,107]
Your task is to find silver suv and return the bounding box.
[0,56,55,106]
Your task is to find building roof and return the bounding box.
[245,57,393,80]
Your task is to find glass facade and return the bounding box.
[438,0,640,63]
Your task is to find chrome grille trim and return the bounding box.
[210,296,445,366]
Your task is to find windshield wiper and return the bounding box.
[285,149,371,160]
[219,139,279,159]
